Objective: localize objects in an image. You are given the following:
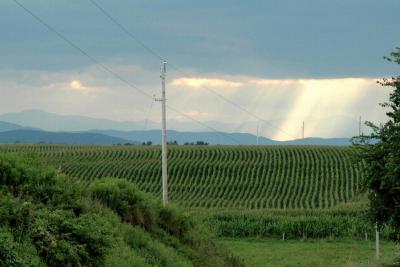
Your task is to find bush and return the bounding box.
[89,178,159,230]
[0,230,23,267]
[89,178,244,267]
[30,209,115,267]
[0,229,43,267]
[0,154,243,267]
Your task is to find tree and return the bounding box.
[141,141,152,146]
[167,140,178,145]
[195,141,209,146]
[353,48,400,237]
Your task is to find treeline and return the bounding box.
[113,140,210,146]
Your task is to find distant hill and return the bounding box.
[0,110,363,138]
[0,110,156,132]
[0,130,131,145]
[0,121,34,132]
[92,129,352,146]
[0,126,351,146]
[91,129,276,145]
[0,111,352,146]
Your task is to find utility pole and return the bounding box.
[359,116,362,136]
[375,222,380,261]
[160,60,168,206]
[375,193,380,261]
[302,121,305,139]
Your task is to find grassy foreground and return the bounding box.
[220,238,400,267]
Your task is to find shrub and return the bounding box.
[30,209,116,267]
[89,178,159,230]
[0,154,243,267]
[0,229,43,267]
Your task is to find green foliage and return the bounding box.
[353,47,400,236]
[1,232,45,267]
[89,178,244,267]
[158,205,193,239]
[0,156,115,266]
[0,230,39,267]
[29,209,116,267]
[122,226,191,267]
[89,178,159,230]
[203,209,397,240]
[0,154,242,267]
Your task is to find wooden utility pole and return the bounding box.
[160,60,168,206]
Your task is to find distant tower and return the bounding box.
[359,116,362,136]
[302,121,305,139]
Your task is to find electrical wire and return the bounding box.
[11,0,241,144]
[87,0,297,139]
[143,95,155,131]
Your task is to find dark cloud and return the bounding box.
[0,0,396,139]
[0,0,399,77]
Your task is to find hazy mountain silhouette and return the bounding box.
[92,129,351,146]
[0,110,353,146]
[0,130,131,145]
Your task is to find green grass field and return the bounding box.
[220,238,400,267]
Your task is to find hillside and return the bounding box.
[0,130,132,145]
[0,144,361,209]
[0,110,153,132]
[0,111,353,145]
[1,144,396,241]
[92,129,351,146]
[91,129,277,145]
[0,121,34,132]
[0,154,243,267]
[0,123,352,145]
[0,110,363,138]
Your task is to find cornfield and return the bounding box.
[0,144,364,210]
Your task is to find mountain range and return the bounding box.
[0,110,353,146]
[90,129,352,146]
[0,109,363,137]
[0,130,130,145]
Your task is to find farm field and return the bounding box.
[0,144,363,210]
[1,144,389,240]
[220,238,400,267]
[0,144,398,265]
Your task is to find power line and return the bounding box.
[170,66,298,139]
[87,0,164,61]
[143,95,155,131]
[11,0,152,99]
[11,0,240,145]
[87,0,297,139]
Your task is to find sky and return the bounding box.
[0,0,399,140]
